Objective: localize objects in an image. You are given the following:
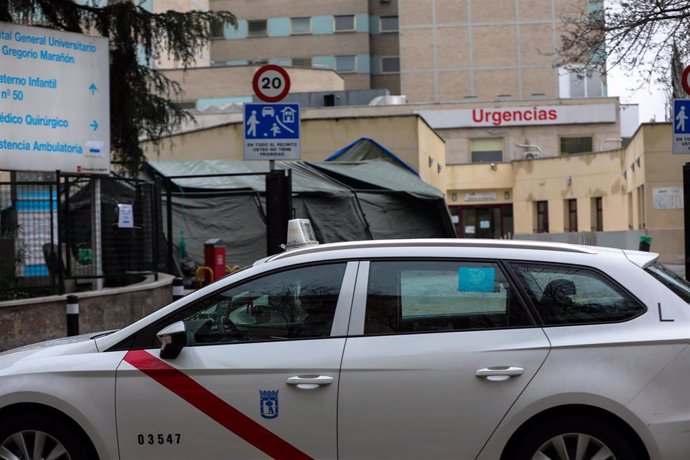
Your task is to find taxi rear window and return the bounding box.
[646,263,690,303]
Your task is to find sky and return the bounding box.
[606,65,669,124]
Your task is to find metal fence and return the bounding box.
[0,173,162,299]
[59,173,162,289]
[0,180,59,298]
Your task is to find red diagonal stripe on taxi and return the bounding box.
[124,350,313,460]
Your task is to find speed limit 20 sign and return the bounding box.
[252,64,291,102]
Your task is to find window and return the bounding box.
[470,138,503,163]
[248,19,267,37]
[153,264,347,347]
[646,263,690,303]
[511,262,645,325]
[334,15,355,32]
[363,261,532,335]
[536,201,549,233]
[291,57,312,67]
[380,16,399,32]
[210,20,225,39]
[335,55,356,73]
[592,197,603,231]
[560,136,593,154]
[565,199,578,232]
[290,17,311,35]
[558,67,604,98]
[381,56,400,73]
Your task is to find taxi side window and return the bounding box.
[178,263,346,346]
[510,262,645,325]
[364,260,532,335]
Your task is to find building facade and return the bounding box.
[202,0,400,94]
[398,0,603,103]
[161,0,601,103]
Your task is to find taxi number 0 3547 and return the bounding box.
[137,433,181,445]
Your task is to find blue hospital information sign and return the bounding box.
[673,99,690,154]
[0,22,110,174]
[243,103,301,160]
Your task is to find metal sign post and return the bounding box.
[245,65,298,255]
[676,72,690,280]
[685,164,690,281]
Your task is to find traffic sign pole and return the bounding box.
[247,65,296,254]
[684,163,690,281]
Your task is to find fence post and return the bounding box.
[66,294,79,337]
[172,277,184,301]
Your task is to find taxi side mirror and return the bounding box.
[157,321,187,359]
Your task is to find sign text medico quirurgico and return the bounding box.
[0,22,110,174]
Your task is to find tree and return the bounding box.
[557,1,690,88]
[1,1,236,174]
[666,41,686,120]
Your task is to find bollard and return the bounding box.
[173,277,185,301]
[66,295,79,337]
[639,235,652,252]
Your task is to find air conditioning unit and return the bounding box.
[524,151,541,160]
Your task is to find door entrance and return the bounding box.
[451,205,513,239]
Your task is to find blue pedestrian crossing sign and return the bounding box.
[243,103,301,160]
[673,99,690,154]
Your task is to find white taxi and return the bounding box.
[2,239,690,460]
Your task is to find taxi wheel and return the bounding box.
[507,414,645,460]
[0,412,96,460]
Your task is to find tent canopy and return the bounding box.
[146,149,454,270]
[325,137,419,175]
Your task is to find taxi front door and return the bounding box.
[115,338,343,460]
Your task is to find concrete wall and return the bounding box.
[0,274,173,352]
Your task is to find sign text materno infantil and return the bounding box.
[0,22,110,174]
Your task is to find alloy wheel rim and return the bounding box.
[531,432,615,460]
[0,430,71,460]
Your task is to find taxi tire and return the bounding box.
[0,412,96,460]
[507,413,644,460]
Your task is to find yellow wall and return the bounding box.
[417,120,447,190]
[510,150,628,233]
[446,123,684,263]
[632,124,685,263]
[143,114,447,186]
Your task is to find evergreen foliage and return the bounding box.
[1,1,236,174]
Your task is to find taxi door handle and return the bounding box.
[475,366,525,382]
[286,375,334,390]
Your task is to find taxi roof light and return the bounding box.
[283,218,320,251]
